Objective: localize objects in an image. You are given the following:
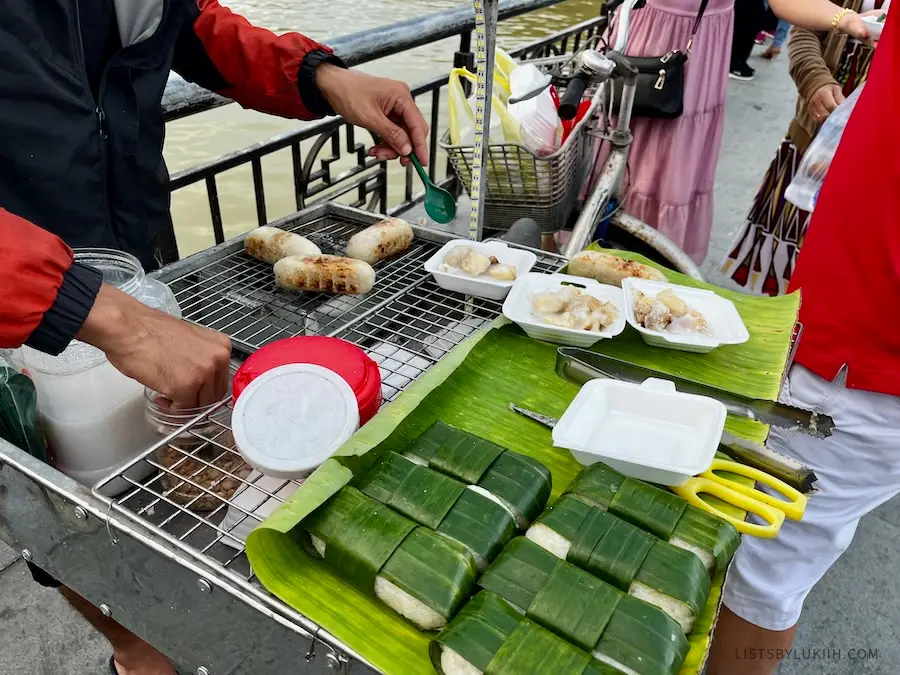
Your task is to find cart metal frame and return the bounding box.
[0,203,567,675]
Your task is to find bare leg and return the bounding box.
[706,605,798,675]
[59,586,176,675]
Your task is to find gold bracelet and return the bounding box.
[832,8,856,34]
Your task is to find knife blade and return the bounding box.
[508,403,557,429]
[555,347,833,438]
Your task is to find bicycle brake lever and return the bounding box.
[605,52,639,82]
[508,80,552,105]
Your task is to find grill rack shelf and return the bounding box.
[95,203,565,666]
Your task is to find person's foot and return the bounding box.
[729,65,756,81]
[755,31,767,45]
[761,45,782,60]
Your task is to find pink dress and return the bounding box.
[607,0,734,264]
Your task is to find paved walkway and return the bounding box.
[3,49,899,674]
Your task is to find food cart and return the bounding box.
[0,1,812,671]
[0,200,809,674]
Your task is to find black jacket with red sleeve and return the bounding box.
[0,0,343,354]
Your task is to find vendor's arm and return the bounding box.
[173,0,429,164]
[0,209,232,407]
[0,208,102,356]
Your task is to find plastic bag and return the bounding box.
[494,47,518,81]
[785,84,865,212]
[0,366,49,462]
[508,64,562,156]
[447,66,520,146]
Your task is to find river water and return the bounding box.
[165,0,597,255]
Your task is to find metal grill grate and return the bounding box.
[109,203,566,597]
[160,213,441,354]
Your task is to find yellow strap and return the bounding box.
[673,478,785,539]
[705,458,808,521]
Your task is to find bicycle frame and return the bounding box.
[558,0,703,279]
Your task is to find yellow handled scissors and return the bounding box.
[672,458,808,539]
[509,404,808,539]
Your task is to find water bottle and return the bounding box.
[785,84,865,212]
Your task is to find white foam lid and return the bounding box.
[232,364,360,479]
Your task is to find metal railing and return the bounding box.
[159,1,606,263]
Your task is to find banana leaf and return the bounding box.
[579,246,801,403]
[486,619,594,675]
[246,252,798,675]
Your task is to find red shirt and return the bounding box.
[788,14,900,397]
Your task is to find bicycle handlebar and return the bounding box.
[558,75,588,120]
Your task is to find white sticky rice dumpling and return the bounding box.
[632,290,672,331]
[374,576,447,631]
[656,288,688,316]
[487,263,517,281]
[525,522,572,560]
[440,647,484,675]
[442,245,472,269]
[667,309,711,336]
[459,250,492,276]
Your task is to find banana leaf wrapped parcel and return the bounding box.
[564,464,741,574]
[476,538,689,675]
[431,591,623,675]
[526,495,710,633]
[301,487,478,630]
[402,421,552,528]
[355,451,518,571]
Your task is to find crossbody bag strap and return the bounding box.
[686,0,712,54]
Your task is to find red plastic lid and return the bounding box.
[232,337,382,424]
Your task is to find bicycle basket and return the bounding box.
[440,93,600,235]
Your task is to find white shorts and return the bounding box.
[722,364,900,631]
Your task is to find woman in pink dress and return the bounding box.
[607,0,735,264]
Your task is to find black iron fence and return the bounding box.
[160,1,606,263]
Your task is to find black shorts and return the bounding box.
[26,560,62,588]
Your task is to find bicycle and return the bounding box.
[501,0,704,279]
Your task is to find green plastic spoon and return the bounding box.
[409,152,457,224]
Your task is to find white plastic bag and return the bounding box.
[508,64,562,156]
[785,84,865,212]
[447,67,520,146]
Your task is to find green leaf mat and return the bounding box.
[247,252,801,675]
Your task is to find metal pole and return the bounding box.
[468,0,500,242]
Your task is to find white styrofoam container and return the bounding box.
[622,278,749,353]
[502,273,626,347]
[423,239,538,301]
[552,378,726,486]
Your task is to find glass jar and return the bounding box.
[145,368,251,511]
[19,249,182,496]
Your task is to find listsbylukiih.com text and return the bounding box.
[735,648,880,661]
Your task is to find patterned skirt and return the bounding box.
[719,138,809,296]
[720,41,875,296]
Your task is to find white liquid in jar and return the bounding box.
[31,358,158,495]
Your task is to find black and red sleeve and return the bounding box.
[172,0,347,120]
[0,210,102,355]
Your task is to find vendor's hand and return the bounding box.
[315,64,429,167]
[76,284,232,408]
[808,83,845,123]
